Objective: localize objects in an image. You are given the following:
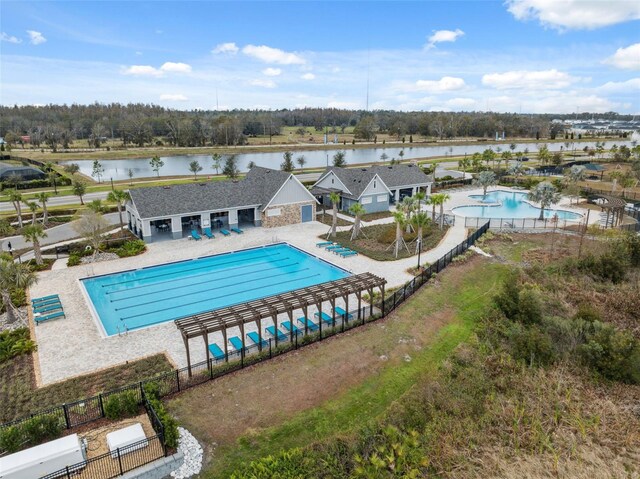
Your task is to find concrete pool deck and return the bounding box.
[30,219,468,385]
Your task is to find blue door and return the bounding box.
[301,205,312,222]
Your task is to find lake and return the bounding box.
[62,140,632,181]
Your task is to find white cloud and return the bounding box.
[426,29,464,48]
[249,78,277,88]
[242,45,305,65]
[506,0,640,30]
[413,76,466,92]
[445,97,477,108]
[160,62,192,73]
[121,65,163,77]
[159,93,188,101]
[1,32,21,44]
[603,43,640,71]
[327,101,360,109]
[597,78,640,92]
[212,42,239,54]
[482,69,578,89]
[135,51,143,56]
[301,73,315,80]
[26,30,46,45]
[262,67,282,77]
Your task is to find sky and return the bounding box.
[1,0,639,114]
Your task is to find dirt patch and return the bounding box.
[80,413,155,458]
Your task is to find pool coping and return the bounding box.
[79,242,353,339]
[450,189,584,221]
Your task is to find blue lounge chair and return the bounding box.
[33,303,62,314]
[208,343,226,361]
[316,242,334,247]
[231,227,243,234]
[191,230,202,241]
[228,336,244,352]
[203,227,215,239]
[220,229,231,236]
[326,244,344,251]
[338,250,358,258]
[297,317,319,332]
[334,307,353,320]
[34,311,65,324]
[281,321,301,335]
[314,311,335,326]
[266,326,288,343]
[31,298,60,308]
[32,294,59,304]
[246,331,269,349]
[331,247,351,254]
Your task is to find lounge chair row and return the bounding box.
[31,295,65,324]
[316,242,358,258]
[207,307,354,360]
[191,227,244,241]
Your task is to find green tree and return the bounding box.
[87,199,105,213]
[247,160,256,170]
[22,224,47,265]
[379,152,389,164]
[430,193,450,229]
[410,211,430,253]
[508,162,525,185]
[471,152,483,171]
[189,160,203,180]
[353,116,377,140]
[91,160,105,183]
[36,193,50,224]
[391,211,409,258]
[500,150,512,171]
[474,171,497,197]
[211,153,223,175]
[482,148,496,169]
[332,151,347,168]
[127,168,134,185]
[223,155,240,179]
[329,192,340,238]
[63,163,80,176]
[72,180,87,205]
[296,155,307,169]
[528,182,561,220]
[26,202,38,226]
[537,144,551,166]
[0,260,37,323]
[150,155,164,177]
[7,190,24,228]
[280,151,295,172]
[349,202,366,240]
[107,189,131,231]
[458,157,470,179]
[47,171,58,194]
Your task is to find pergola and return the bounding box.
[594,195,626,228]
[175,272,386,372]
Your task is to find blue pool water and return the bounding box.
[81,244,350,336]
[452,190,582,220]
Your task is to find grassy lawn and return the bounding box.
[0,351,173,423]
[167,255,508,478]
[331,223,448,261]
[315,212,352,227]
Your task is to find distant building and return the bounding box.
[0,161,46,181]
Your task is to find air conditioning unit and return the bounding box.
[0,434,86,479]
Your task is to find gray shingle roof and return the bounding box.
[321,164,431,199]
[0,161,46,180]
[129,166,293,219]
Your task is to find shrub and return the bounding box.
[508,323,555,366]
[143,391,179,449]
[104,390,140,419]
[578,252,627,283]
[0,328,36,363]
[114,240,146,258]
[67,254,81,267]
[573,304,601,323]
[580,322,640,384]
[0,413,63,453]
[0,426,23,453]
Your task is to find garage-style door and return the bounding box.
[301,204,313,222]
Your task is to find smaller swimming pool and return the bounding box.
[452,190,582,220]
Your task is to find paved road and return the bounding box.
[2,213,121,251]
[0,191,110,212]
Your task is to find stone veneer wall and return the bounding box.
[261,201,316,228]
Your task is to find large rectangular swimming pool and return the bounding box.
[81,244,350,336]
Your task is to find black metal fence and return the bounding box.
[464,216,582,230]
[1,222,491,460]
[582,185,640,202]
[40,434,166,479]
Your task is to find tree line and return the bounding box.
[1,104,634,151]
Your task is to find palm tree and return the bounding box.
[26,202,39,225]
[87,199,105,213]
[329,191,341,238]
[391,211,409,258]
[508,163,525,186]
[7,189,24,228]
[426,195,436,221]
[399,196,416,233]
[72,180,86,205]
[414,191,426,211]
[410,211,430,253]
[474,171,497,198]
[429,193,450,229]
[22,224,47,265]
[107,189,131,231]
[567,165,585,204]
[0,259,37,323]
[296,155,307,170]
[471,152,482,172]
[36,192,50,224]
[528,182,561,220]
[349,203,366,240]
[458,157,470,179]
[211,153,223,175]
